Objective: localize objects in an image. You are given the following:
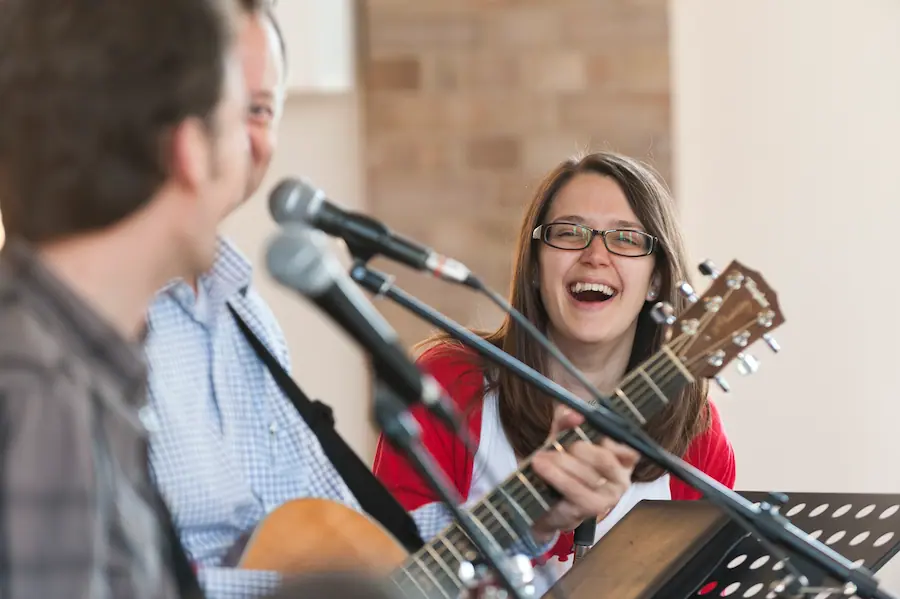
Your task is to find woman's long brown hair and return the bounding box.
[417,152,709,482]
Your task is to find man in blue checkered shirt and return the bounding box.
[143,3,640,599]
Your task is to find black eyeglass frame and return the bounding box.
[531,222,658,257]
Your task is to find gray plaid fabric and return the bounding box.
[0,240,181,599]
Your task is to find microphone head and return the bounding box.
[265,224,341,297]
[268,177,323,225]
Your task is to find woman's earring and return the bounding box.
[646,273,661,302]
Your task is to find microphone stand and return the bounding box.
[351,263,896,599]
[372,378,528,599]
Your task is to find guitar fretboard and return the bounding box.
[388,345,695,599]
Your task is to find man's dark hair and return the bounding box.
[0,0,237,244]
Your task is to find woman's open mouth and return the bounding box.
[567,281,618,304]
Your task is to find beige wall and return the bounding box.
[670,0,900,589]
[221,93,375,460]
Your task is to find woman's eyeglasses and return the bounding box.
[532,223,657,257]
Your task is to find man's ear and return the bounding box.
[167,117,212,194]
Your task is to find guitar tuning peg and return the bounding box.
[677,281,699,303]
[699,260,720,279]
[650,301,676,325]
[736,352,760,375]
[762,333,781,353]
[713,375,731,393]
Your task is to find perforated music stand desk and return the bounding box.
[545,491,900,599]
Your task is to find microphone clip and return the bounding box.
[351,260,394,300]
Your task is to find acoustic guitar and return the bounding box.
[237,260,786,598]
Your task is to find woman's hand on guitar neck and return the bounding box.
[528,407,639,544]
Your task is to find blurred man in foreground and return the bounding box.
[0,0,250,596]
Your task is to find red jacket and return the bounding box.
[373,345,736,562]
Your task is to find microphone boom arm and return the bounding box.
[350,262,895,599]
[373,380,530,599]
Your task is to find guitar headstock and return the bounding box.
[651,259,786,392]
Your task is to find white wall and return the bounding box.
[670,0,900,589]
[221,93,375,460]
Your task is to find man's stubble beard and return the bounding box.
[222,153,263,219]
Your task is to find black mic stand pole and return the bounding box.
[372,378,530,599]
[351,263,896,599]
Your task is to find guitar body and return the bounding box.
[238,498,408,575]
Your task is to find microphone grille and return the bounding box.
[268,177,322,224]
[265,225,337,297]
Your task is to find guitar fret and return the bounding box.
[574,426,591,443]
[412,553,450,599]
[447,527,476,561]
[465,511,500,552]
[439,534,467,563]
[389,576,414,599]
[516,471,550,511]
[392,340,704,595]
[662,345,694,382]
[484,496,520,542]
[398,565,428,599]
[614,388,646,424]
[638,368,668,404]
[425,544,463,588]
[558,428,584,445]
[612,347,693,426]
[497,486,534,526]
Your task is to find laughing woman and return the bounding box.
[373,151,736,592]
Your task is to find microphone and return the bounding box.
[358,267,899,599]
[268,179,648,560]
[264,224,465,439]
[268,178,479,289]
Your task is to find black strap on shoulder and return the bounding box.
[159,497,206,599]
[227,303,425,553]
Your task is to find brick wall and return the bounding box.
[362,1,672,346]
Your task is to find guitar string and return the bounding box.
[391,379,680,597]
[393,329,704,595]
[395,311,768,596]
[392,339,694,596]
[393,345,695,597]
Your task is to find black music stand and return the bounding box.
[545,491,900,599]
[693,491,900,599]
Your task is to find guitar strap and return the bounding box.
[227,303,426,553]
[157,494,205,599]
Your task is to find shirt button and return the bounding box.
[138,407,159,434]
[269,422,278,435]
